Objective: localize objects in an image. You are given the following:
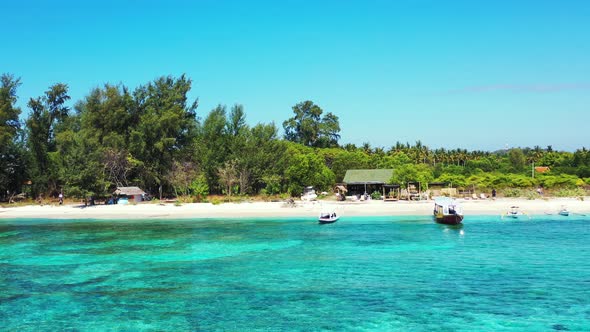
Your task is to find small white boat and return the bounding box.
[503,206,528,219]
[318,211,339,224]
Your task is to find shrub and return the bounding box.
[538,174,579,189]
[371,191,382,200]
[262,175,281,196]
[503,188,522,197]
[511,175,536,188]
[176,196,188,203]
[525,190,539,200]
[189,175,209,202]
[554,187,586,198]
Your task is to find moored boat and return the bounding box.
[503,206,528,219]
[433,197,464,225]
[319,211,339,224]
[558,206,569,216]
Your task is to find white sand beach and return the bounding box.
[1,197,589,220]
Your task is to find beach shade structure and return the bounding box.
[335,185,348,195]
[334,185,348,201]
[113,186,146,203]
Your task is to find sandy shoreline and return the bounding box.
[1,197,589,220]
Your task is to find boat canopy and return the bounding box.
[434,197,462,215]
[434,197,457,206]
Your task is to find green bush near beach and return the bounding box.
[554,187,587,198]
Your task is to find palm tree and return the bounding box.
[373,146,385,156]
[362,142,372,155]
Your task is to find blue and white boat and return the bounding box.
[558,206,569,216]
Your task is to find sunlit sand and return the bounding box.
[1,197,588,220]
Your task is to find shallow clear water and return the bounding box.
[1,215,589,331]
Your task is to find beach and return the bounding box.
[1,197,588,219]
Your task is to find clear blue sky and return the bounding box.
[2,0,589,151]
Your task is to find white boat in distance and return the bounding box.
[318,211,339,224]
[502,206,529,219]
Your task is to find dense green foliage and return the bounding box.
[0,74,27,201]
[1,73,589,201]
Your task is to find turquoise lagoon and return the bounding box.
[1,215,589,331]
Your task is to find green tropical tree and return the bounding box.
[390,164,434,191]
[508,148,526,173]
[283,143,335,195]
[72,84,138,195]
[0,74,27,200]
[76,84,135,148]
[129,75,199,195]
[54,125,108,198]
[25,83,71,196]
[283,100,340,148]
[201,105,229,192]
[0,74,21,148]
[240,122,283,194]
[326,149,370,182]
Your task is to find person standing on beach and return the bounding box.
[59,192,64,205]
[491,189,496,200]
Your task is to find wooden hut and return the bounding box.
[114,186,146,203]
[342,169,394,198]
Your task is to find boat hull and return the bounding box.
[434,214,464,225]
[318,217,339,224]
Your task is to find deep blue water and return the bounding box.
[1,215,589,331]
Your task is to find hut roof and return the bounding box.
[335,185,348,192]
[534,166,550,173]
[114,186,146,196]
[343,169,394,185]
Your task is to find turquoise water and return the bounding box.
[1,215,589,331]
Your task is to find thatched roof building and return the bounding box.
[114,187,146,196]
[342,169,394,196]
[113,187,146,203]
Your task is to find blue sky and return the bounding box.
[2,0,589,151]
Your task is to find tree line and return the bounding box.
[1,73,589,202]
